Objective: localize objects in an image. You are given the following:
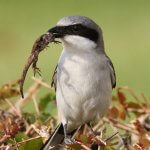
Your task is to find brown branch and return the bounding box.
[0,145,10,149]
[133,143,144,150]
[75,140,91,150]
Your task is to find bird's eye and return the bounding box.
[73,25,78,31]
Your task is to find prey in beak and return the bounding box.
[19,27,61,98]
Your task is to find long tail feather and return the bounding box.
[41,123,77,150]
[40,123,65,150]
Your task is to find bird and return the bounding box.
[41,16,116,150]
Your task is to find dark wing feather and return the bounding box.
[106,56,116,88]
[51,65,57,91]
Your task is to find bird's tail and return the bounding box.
[40,123,76,150]
[40,123,64,150]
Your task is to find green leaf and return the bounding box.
[23,112,36,124]
[104,146,114,150]
[70,143,82,150]
[80,135,89,144]
[39,93,56,112]
[6,138,16,145]
[18,137,43,150]
[44,101,57,116]
[15,132,28,142]
[39,112,51,122]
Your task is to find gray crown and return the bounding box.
[57,16,102,33]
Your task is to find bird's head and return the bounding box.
[48,16,104,51]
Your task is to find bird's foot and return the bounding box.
[64,136,74,144]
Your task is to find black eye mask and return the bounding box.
[48,24,99,43]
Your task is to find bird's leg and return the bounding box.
[87,123,102,136]
[87,123,106,148]
[87,123,96,136]
[63,124,74,144]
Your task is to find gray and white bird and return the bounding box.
[41,16,116,150]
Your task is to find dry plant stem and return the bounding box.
[109,123,124,150]
[75,140,91,150]
[31,124,41,135]
[49,119,55,132]
[3,98,22,117]
[85,124,106,146]
[133,144,144,150]
[25,122,41,136]
[13,77,52,114]
[0,137,41,149]
[32,77,52,89]
[30,124,49,138]
[25,125,33,135]
[99,127,106,139]
[141,93,149,104]
[95,138,106,146]
[0,145,10,150]
[0,134,11,144]
[104,118,139,135]
[32,95,40,116]
[25,117,51,136]
[128,108,150,114]
[105,132,119,142]
[93,120,104,132]
[12,136,41,148]
[15,82,41,114]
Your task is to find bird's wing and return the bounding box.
[51,65,57,91]
[51,58,116,90]
[106,56,116,88]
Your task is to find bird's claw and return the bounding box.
[64,137,74,145]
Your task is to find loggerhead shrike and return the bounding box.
[41,16,116,150]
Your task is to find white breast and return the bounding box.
[56,47,112,132]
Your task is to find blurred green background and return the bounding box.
[0,0,150,95]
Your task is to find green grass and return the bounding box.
[0,0,150,95]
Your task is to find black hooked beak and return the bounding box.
[48,26,64,38]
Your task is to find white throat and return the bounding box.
[61,35,97,53]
